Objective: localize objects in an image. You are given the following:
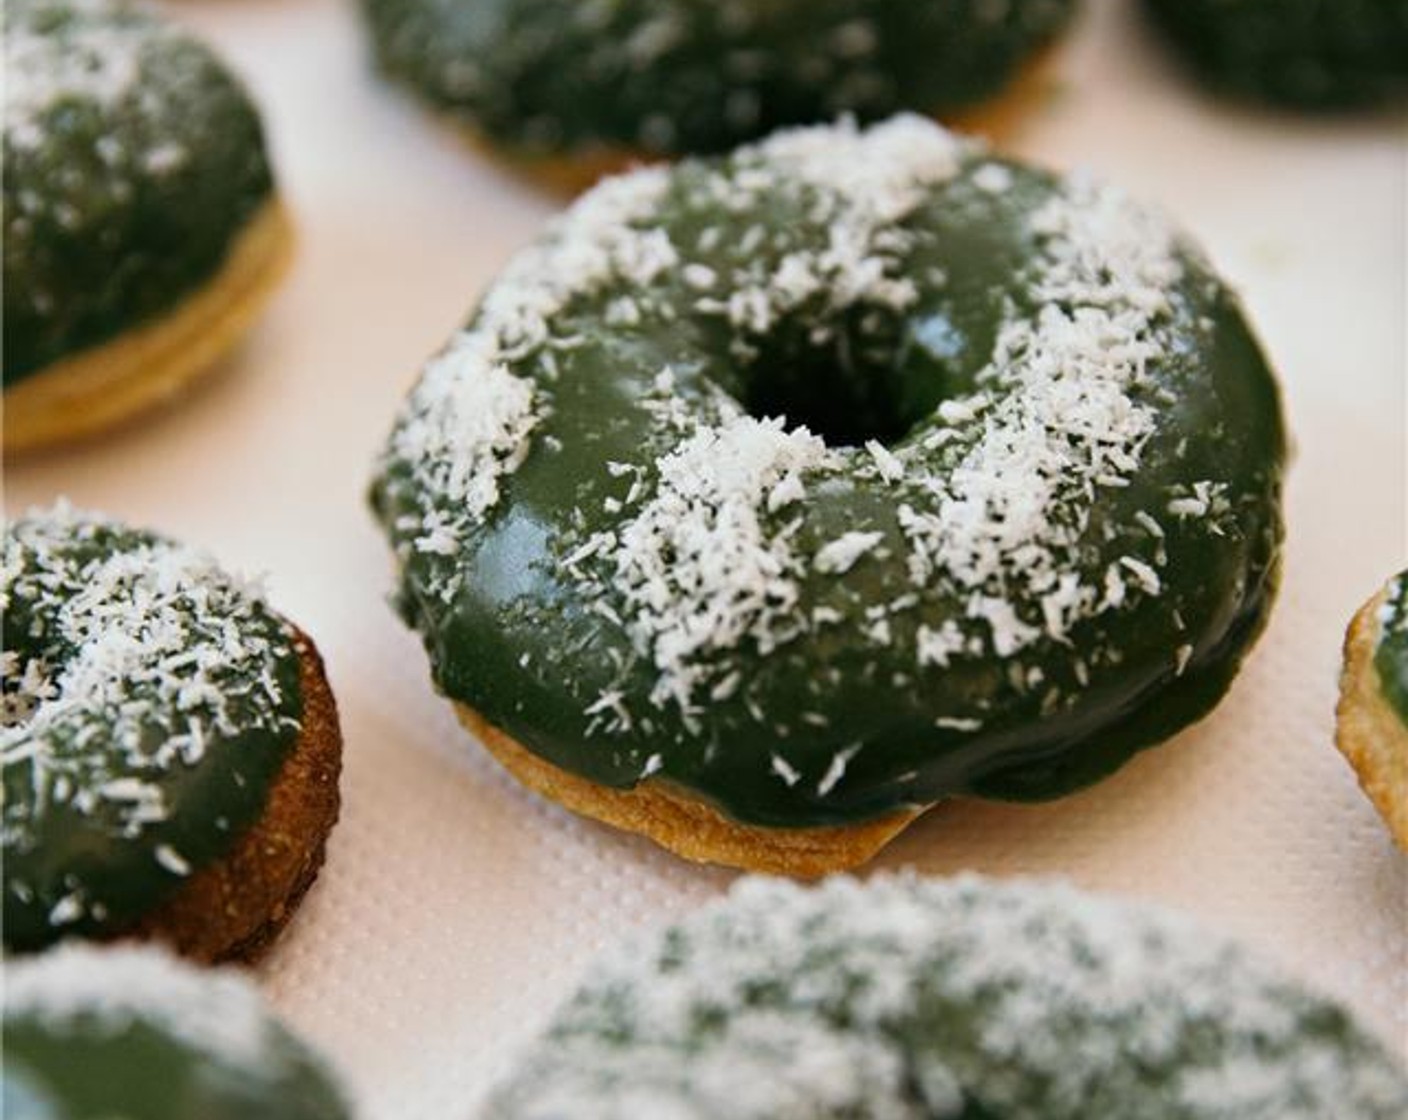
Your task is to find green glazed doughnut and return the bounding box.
[359,0,1075,170]
[1336,572,1408,848]
[3,944,351,1120]
[370,116,1285,873]
[3,0,292,451]
[1143,0,1408,108]
[483,875,1408,1119]
[2,505,342,960]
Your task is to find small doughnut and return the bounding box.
[370,117,1286,874]
[484,874,1408,1119]
[3,0,294,454]
[1143,0,1408,109]
[358,0,1076,190]
[1335,571,1408,849]
[3,943,351,1119]
[2,505,342,962]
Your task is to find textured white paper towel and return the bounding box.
[6,0,1405,1116]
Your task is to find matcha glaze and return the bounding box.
[3,0,275,384]
[1,509,304,953]
[486,875,1408,1119]
[3,946,350,1120]
[1143,0,1408,108]
[371,118,1286,830]
[361,0,1074,157]
[1373,573,1408,726]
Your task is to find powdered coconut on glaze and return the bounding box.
[484,875,1408,1120]
[379,118,962,578]
[1,504,298,927]
[382,167,675,589]
[5,944,280,1070]
[4,10,158,151]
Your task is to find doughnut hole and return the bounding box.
[738,303,969,449]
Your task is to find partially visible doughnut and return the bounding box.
[1143,0,1408,109]
[484,875,1408,1119]
[2,505,342,962]
[359,0,1076,190]
[371,116,1286,873]
[3,944,351,1119]
[3,0,292,453]
[1336,572,1408,849]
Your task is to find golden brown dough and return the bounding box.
[457,706,918,877]
[1335,588,1408,850]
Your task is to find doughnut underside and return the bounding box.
[458,705,919,875]
[3,200,293,455]
[1335,591,1408,850]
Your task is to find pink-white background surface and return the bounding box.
[7,0,1406,1114]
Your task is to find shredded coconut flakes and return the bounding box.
[6,944,287,1074]
[485,875,1408,1120]
[2,505,298,925]
[379,115,1227,736]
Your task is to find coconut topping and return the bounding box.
[485,875,1408,1120]
[596,415,830,714]
[377,115,1254,746]
[365,0,1075,157]
[5,944,278,1069]
[4,0,268,348]
[2,504,298,928]
[4,4,156,151]
[380,168,675,595]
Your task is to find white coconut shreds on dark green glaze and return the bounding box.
[483,875,1408,1120]
[3,0,275,384]
[2,944,351,1120]
[358,0,1075,160]
[1,504,303,954]
[369,115,1286,830]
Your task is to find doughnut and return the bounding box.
[359,0,1076,190]
[3,944,351,1119]
[369,116,1286,875]
[484,874,1408,1118]
[1,505,342,961]
[1335,572,1408,849]
[1143,0,1408,108]
[3,0,294,454]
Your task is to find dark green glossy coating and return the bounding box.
[360,0,1075,157]
[1,512,303,952]
[3,950,349,1120]
[2,0,275,385]
[3,1018,349,1120]
[371,127,1285,830]
[1373,573,1408,726]
[1143,0,1408,108]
